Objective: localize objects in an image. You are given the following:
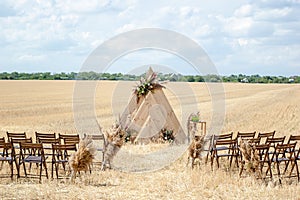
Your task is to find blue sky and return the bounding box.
[0,0,299,75]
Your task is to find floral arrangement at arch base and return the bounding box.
[134,68,165,103]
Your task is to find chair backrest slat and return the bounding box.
[288,135,300,144]
[215,138,237,146]
[52,143,77,151]
[246,137,261,145]
[258,131,276,139]
[59,134,80,145]
[35,132,56,143]
[6,132,26,142]
[38,138,60,144]
[11,137,33,145]
[265,136,286,147]
[214,132,233,141]
[237,131,256,139]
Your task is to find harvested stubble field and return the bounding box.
[0,80,300,200]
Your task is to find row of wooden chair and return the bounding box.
[5,131,80,145]
[0,132,106,181]
[205,131,300,182]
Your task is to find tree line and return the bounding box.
[0,71,299,84]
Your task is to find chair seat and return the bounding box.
[96,148,104,151]
[25,156,48,163]
[214,146,230,151]
[273,157,289,162]
[0,157,13,162]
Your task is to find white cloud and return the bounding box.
[0,0,299,75]
[223,17,253,37]
[255,7,293,20]
[116,23,137,34]
[18,54,45,61]
[234,4,253,17]
[55,0,111,13]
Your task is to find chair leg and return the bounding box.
[216,156,220,168]
[276,162,281,180]
[229,155,233,167]
[55,163,59,179]
[296,162,299,182]
[10,161,13,180]
[284,160,290,174]
[266,163,271,179]
[15,159,20,178]
[269,162,273,179]
[235,155,239,168]
[239,161,244,177]
[210,153,214,170]
[51,162,54,179]
[39,162,43,182]
[43,161,48,179]
[23,162,27,177]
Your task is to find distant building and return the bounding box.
[288,78,295,83]
[241,78,249,83]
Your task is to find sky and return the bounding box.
[0,0,299,76]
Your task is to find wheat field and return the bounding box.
[0,80,300,199]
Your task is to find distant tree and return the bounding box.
[186,76,195,82]
[194,75,204,82]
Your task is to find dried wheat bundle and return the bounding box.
[187,134,206,168]
[239,138,261,177]
[69,136,96,181]
[101,125,126,171]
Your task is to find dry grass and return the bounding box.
[0,80,300,199]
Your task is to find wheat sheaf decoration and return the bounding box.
[69,136,97,181]
[239,138,261,178]
[134,67,165,103]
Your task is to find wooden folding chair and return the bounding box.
[269,143,297,183]
[206,133,233,166]
[289,146,300,182]
[37,138,60,163]
[0,139,19,179]
[211,138,239,170]
[18,142,48,182]
[35,132,56,143]
[203,135,213,164]
[51,143,77,179]
[256,144,272,179]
